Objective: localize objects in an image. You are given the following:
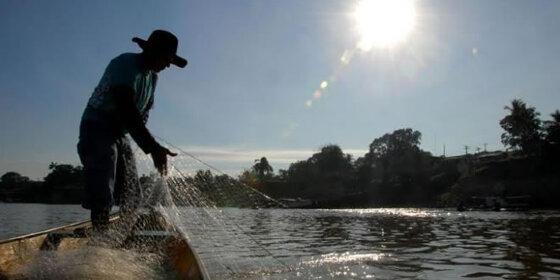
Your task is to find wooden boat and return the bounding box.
[0,211,209,279]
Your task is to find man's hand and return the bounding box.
[151,146,178,175]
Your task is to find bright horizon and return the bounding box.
[1,0,560,179]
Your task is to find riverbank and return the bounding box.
[1,151,559,208]
[261,151,560,209]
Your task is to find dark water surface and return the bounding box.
[0,203,89,239]
[2,204,560,279]
[179,208,560,279]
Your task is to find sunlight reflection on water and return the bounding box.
[301,252,387,266]
[332,207,435,217]
[2,205,560,279]
[177,208,560,279]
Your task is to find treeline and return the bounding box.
[139,170,281,208]
[2,99,559,208]
[499,99,560,157]
[443,99,560,208]
[239,99,560,208]
[239,129,460,207]
[0,163,84,203]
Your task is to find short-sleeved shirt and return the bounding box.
[82,53,158,122]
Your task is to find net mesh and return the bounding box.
[133,140,292,279]
[22,137,291,279]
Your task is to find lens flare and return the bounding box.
[313,90,322,99]
[306,1,418,108]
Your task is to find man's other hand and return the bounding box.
[151,146,178,175]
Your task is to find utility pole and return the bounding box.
[434,134,437,156]
[443,144,446,157]
[483,143,488,152]
[464,145,469,155]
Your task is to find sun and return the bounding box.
[354,0,417,51]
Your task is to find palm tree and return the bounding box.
[499,99,542,154]
[252,157,273,179]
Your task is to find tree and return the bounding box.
[499,99,542,154]
[252,157,273,179]
[308,145,353,174]
[355,128,431,204]
[284,145,354,199]
[1,172,30,186]
[0,171,40,202]
[43,162,84,188]
[238,169,260,189]
[544,110,560,146]
[285,160,314,195]
[358,128,424,181]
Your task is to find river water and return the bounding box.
[1,204,559,279]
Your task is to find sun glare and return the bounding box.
[354,0,417,51]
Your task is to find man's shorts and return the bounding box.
[77,120,142,211]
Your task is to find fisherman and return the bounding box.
[78,30,187,230]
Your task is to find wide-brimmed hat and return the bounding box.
[132,30,187,68]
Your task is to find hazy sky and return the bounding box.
[1,0,560,179]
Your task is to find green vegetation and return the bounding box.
[281,145,354,201]
[499,99,543,154]
[250,99,560,208]
[0,163,83,203]
[1,99,559,208]
[254,130,457,207]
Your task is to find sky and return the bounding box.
[1,0,560,179]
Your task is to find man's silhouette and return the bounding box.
[78,30,186,230]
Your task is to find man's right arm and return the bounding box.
[112,85,161,154]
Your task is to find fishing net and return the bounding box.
[21,137,291,279]
[132,138,292,279]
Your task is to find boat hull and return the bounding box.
[0,212,207,279]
